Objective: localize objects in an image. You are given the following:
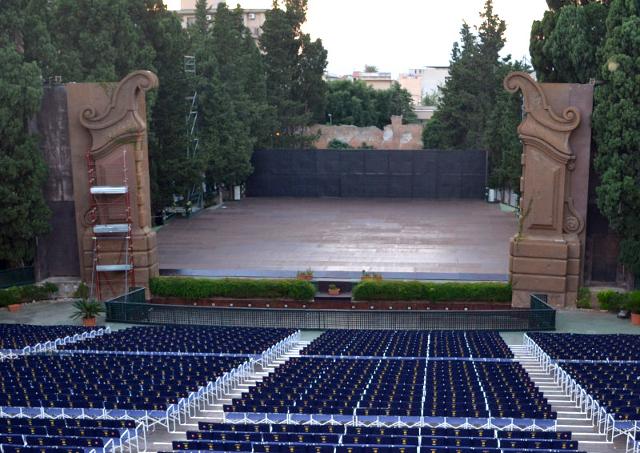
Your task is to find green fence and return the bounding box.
[0,267,35,289]
[105,292,556,331]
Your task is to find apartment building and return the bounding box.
[178,0,266,39]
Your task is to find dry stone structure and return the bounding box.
[505,72,594,308]
[310,116,423,150]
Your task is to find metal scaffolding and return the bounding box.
[86,148,135,301]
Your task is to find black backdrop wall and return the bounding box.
[246,149,487,199]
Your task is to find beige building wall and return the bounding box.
[178,0,266,39]
[398,74,422,105]
[353,71,393,91]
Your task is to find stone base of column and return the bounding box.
[509,234,580,309]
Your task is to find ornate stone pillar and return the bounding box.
[504,72,593,308]
[66,71,159,300]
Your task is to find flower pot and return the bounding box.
[83,317,97,327]
[631,313,640,326]
[297,275,313,281]
[328,288,340,296]
[7,304,21,312]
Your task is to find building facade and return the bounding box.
[399,66,449,105]
[352,71,393,91]
[178,0,266,39]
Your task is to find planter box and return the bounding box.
[83,317,97,327]
[152,296,515,311]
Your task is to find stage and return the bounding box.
[157,198,517,280]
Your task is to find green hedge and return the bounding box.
[352,281,512,302]
[597,289,640,313]
[0,283,59,307]
[150,277,316,301]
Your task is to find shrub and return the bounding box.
[0,283,58,307]
[597,290,626,311]
[625,291,640,314]
[0,287,21,307]
[352,281,512,302]
[74,282,90,301]
[327,139,352,149]
[150,277,316,301]
[577,287,591,309]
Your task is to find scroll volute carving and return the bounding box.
[80,70,159,158]
[504,72,583,236]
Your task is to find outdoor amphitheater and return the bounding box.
[0,19,638,453]
[0,324,639,453]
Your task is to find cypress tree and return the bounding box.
[0,46,50,267]
[592,0,640,274]
[260,0,327,148]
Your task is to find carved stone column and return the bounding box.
[66,71,159,300]
[504,72,593,308]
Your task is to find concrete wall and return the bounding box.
[33,85,80,280]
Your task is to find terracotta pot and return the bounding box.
[7,304,21,312]
[297,275,313,281]
[328,288,340,296]
[631,313,640,326]
[83,317,97,327]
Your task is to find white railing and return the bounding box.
[523,334,638,444]
[0,327,112,361]
[166,358,256,432]
[256,330,301,368]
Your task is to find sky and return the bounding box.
[166,0,549,77]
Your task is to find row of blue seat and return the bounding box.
[196,423,572,439]
[559,362,640,421]
[0,325,98,351]
[300,331,512,358]
[60,326,296,355]
[528,333,640,361]
[0,354,245,411]
[225,358,554,419]
[171,438,579,452]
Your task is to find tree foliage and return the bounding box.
[530,0,608,83]
[0,46,50,267]
[484,60,531,190]
[592,0,640,273]
[423,0,507,151]
[260,0,328,148]
[325,80,416,128]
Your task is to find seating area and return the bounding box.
[0,416,144,453]
[558,362,640,421]
[167,422,581,452]
[300,330,512,358]
[0,324,101,351]
[224,357,554,419]
[0,353,245,412]
[527,333,640,361]
[59,326,296,355]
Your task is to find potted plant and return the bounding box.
[328,284,340,296]
[296,269,313,281]
[625,292,640,326]
[361,271,383,281]
[71,299,105,327]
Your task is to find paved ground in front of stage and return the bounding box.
[156,197,517,278]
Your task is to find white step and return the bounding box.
[93,224,129,234]
[90,186,128,195]
[95,264,132,272]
